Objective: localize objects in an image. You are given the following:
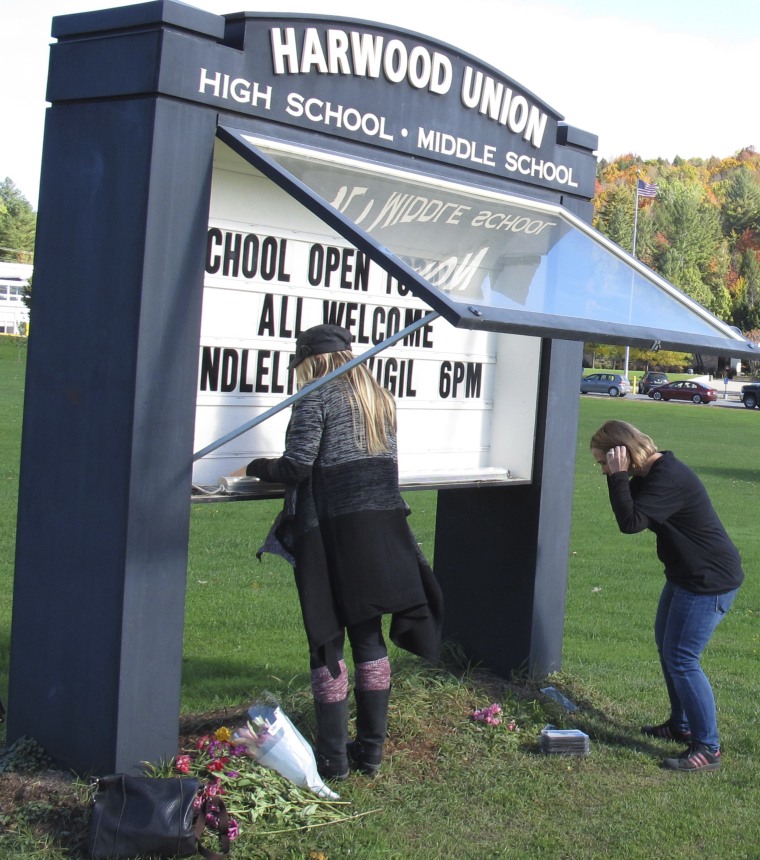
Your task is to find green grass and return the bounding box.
[0,337,25,704]
[3,338,760,858]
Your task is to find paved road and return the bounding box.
[624,392,746,409]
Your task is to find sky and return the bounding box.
[1,0,759,209]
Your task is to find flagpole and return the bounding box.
[624,182,641,382]
[632,181,641,259]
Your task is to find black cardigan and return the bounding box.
[607,451,744,594]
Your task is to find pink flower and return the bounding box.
[175,755,191,774]
[205,779,221,796]
[470,703,502,725]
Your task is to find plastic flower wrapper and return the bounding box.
[234,702,340,800]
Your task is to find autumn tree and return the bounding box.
[590,148,760,363]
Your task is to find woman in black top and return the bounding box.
[590,420,743,772]
[244,324,442,780]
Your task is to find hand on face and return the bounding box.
[592,445,630,475]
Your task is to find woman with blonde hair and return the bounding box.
[590,419,743,772]
[245,324,442,780]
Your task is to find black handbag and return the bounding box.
[88,774,230,860]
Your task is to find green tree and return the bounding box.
[732,250,760,331]
[23,273,33,313]
[703,239,733,321]
[0,178,36,262]
[594,185,635,250]
[650,179,723,312]
[719,167,760,236]
[594,182,657,262]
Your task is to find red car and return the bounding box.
[648,380,717,404]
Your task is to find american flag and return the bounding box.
[637,179,659,198]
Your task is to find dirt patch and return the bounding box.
[0,702,444,856]
[0,768,91,855]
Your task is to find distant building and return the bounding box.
[0,262,31,334]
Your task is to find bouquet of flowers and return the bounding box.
[174,728,242,843]
[234,703,340,800]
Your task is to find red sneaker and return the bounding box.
[662,744,721,772]
[641,720,692,743]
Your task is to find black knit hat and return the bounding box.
[288,324,354,370]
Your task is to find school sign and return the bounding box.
[9,1,750,774]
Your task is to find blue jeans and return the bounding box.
[654,581,738,751]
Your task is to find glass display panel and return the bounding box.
[218,126,751,353]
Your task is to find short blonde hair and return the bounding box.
[590,420,658,471]
[296,350,396,454]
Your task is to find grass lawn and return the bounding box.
[2,337,760,858]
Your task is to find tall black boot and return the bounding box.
[313,698,350,781]
[347,688,390,776]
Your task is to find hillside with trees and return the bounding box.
[591,146,760,373]
[3,147,760,371]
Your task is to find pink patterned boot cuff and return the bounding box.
[355,657,391,691]
[311,660,348,703]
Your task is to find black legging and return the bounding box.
[310,616,387,669]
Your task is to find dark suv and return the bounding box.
[639,371,668,395]
[741,382,760,408]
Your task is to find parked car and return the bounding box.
[648,380,717,404]
[580,372,632,397]
[638,371,668,395]
[741,382,760,408]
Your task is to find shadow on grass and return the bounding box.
[180,655,310,710]
[694,465,760,481]
[540,693,678,760]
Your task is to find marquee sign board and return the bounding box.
[49,10,598,198]
[48,8,748,493]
